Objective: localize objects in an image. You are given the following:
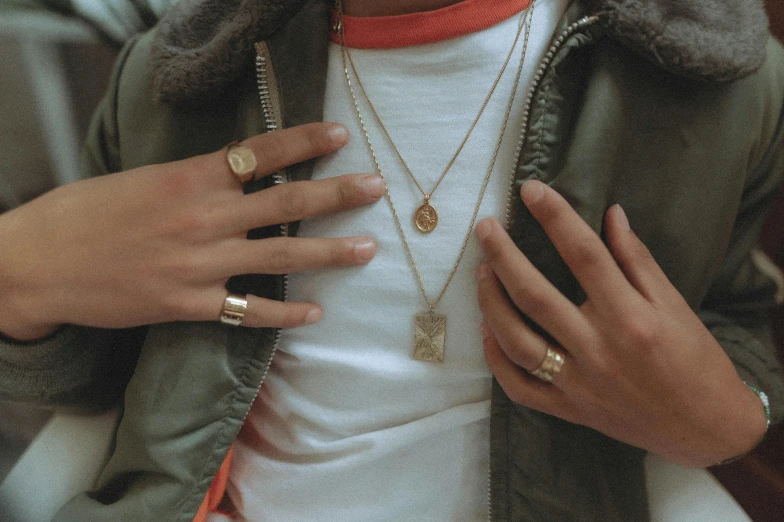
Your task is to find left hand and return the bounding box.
[475,180,767,467]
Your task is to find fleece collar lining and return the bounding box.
[150,0,769,106]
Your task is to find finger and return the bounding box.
[230,173,385,232]
[241,294,323,329]
[519,180,638,305]
[223,122,350,181]
[604,204,681,305]
[162,123,349,196]
[475,219,590,351]
[215,236,376,277]
[483,328,572,418]
[477,264,555,369]
[198,286,324,329]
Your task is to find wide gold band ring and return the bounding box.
[530,346,565,383]
[226,142,257,184]
[220,293,248,326]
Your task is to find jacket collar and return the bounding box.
[592,0,769,83]
[151,0,769,106]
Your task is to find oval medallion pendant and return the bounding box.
[414,202,438,233]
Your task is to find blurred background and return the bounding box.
[0,1,783,520]
[0,0,168,480]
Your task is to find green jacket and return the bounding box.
[2,0,784,520]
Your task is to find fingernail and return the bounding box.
[476,219,493,241]
[305,308,322,324]
[480,321,491,340]
[476,262,492,280]
[354,239,376,263]
[615,204,630,230]
[521,180,545,206]
[327,124,349,144]
[362,175,385,198]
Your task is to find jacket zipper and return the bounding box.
[490,15,599,522]
[247,17,601,521]
[502,15,599,229]
[236,42,289,429]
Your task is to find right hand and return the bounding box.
[0,122,383,341]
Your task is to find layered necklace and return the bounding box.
[335,0,537,361]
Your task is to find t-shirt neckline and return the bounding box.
[330,0,532,49]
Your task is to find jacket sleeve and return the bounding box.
[0,35,146,412]
[699,43,784,427]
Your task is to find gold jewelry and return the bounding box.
[339,13,528,234]
[220,293,248,326]
[226,142,257,183]
[335,6,524,233]
[336,0,538,361]
[530,347,565,383]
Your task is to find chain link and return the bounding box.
[342,7,529,201]
[336,0,538,310]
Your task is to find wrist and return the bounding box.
[0,281,60,341]
[714,381,770,465]
[0,318,60,342]
[0,212,60,342]
[744,383,771,429]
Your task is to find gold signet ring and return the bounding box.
[226,142,257,183]
[530,346,565,383]
[220,293,248,326]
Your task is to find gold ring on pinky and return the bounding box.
[530,346,565,383]
[220,293,248,326]
[226,141,257,184]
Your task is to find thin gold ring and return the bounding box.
[226,142,257,184]
[220,293,248,326]
[530,346,565,383]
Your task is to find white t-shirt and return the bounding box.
[227,1,568,520]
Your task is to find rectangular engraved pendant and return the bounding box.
[413,312,446,362]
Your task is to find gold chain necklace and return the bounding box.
[336,3,529,234]
[336,0,537,361]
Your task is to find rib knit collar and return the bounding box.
[330,0,531,49]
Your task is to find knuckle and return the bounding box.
[480,233,503,258]
[266,245,294,273]
[256,135,287,169]
[336,178,356,208]
[178,207,213,237]
[623,316,657,347]
[511,339,540,370]
[518,287,551,316]
[568,243,602,270]
[279,188,310,220]
[535,201,561,225]
[305,126,331,155]
[164,166,203,198]
[631,238,655,263]
[589,352,621,381]
[337,239,358,265]
[274,304,310,329]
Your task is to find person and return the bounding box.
[0,0,783,520]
